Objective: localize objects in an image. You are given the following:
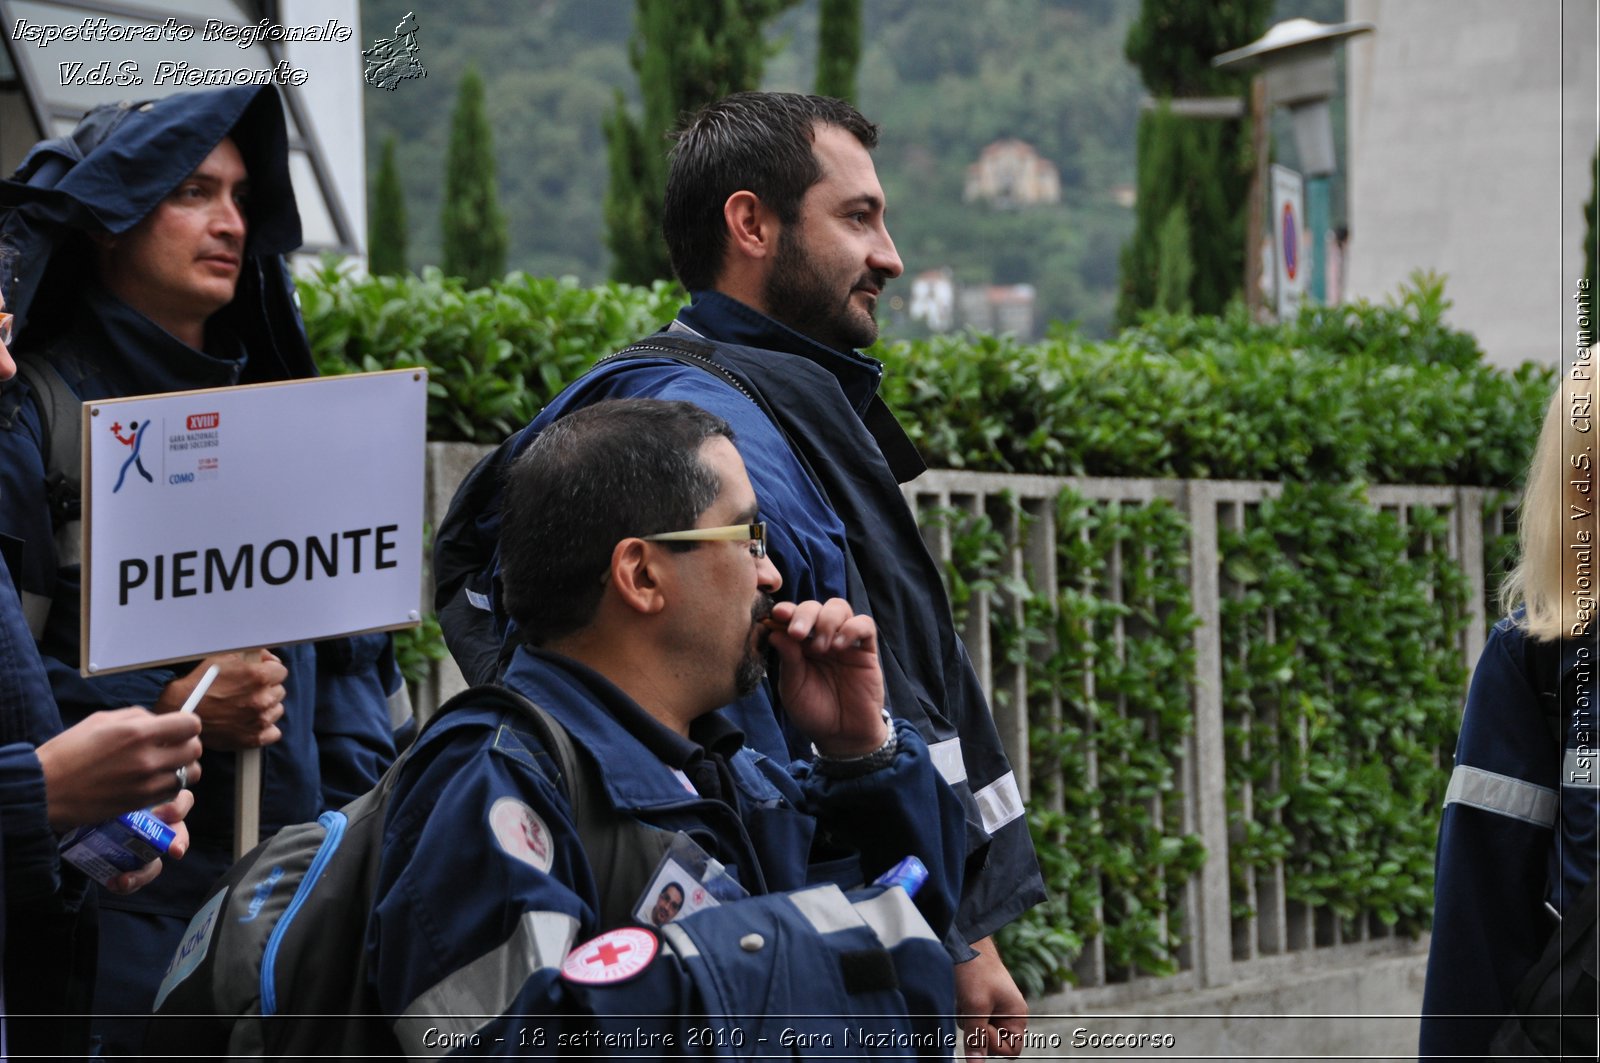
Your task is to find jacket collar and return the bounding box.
[77,285,246,395]
[502,646,744,811]
[676,290,884,415]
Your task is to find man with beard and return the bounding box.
[436,92,1040,1057]
[373,399,963,1056]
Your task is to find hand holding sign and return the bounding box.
[155,649,285,751]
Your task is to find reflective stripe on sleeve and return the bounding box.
[658,921,698,959]
[786,883,867,936]
[928,738,967,786]
[55,519,81,568]
[388,683,415,731]
[20,590,49,640]
[1443,764,1558,827]
[394,909,579,1056]
[851,886,940,947]
[972,771,1025,834]
[1563,748,1600,789]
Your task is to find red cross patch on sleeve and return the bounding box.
[559,927,659,985]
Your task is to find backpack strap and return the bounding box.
[1522,632,1566,747]
[428,683,673,929]
[15,356,83,526]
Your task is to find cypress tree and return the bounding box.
[441,66,508,289]
[368,136,408,277]
[1153,205,1194,315]
[604,0,798,285]
[815,0,862,104]
[1117,0,1269,324]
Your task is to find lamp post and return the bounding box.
[1214,18,1373,308]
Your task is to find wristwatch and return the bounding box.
[815,707,898,778]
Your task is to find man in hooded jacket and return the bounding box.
[0,86,402,1055]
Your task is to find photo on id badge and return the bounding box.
[634,832,748,926]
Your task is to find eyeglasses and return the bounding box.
[0,313,12,346]
[642,521,767,559]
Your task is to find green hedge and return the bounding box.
[302,267,1552,997]
[301,267,1551,485]
[300,263,683,443]
[877,275,1549,486]
[938,483,1474,998]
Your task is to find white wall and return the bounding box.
[280,0,365,256]
[1346,0,1598,371]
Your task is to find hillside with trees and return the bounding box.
[362,0,1336,338]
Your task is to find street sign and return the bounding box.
[1271,164,1306,319]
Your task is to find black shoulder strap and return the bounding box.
[428,684,672,929]
[635,328,926,483]
[605,335,774,418]
[15,355,83,528]
[1524,634,1566,747]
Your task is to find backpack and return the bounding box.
[434,336,799,686]
[1490,872,1600,1059]
[146,683,669,1058]
[1489,634,1600,1059]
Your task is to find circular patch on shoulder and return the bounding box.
[560,927,659,985]
[488,796,554,873]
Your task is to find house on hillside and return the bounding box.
[964,138,1061,208]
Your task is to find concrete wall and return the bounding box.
[1029,945,1427,1061]
[1346,0,1598,371]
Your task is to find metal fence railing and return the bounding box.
[903,470,1490,1000]
[423,446,1489,1000]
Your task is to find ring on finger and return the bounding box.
[176,764,189,791]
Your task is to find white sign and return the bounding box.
[82,370,426,675]
[1271,164,1306,320]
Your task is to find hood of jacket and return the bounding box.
[0,86,312,382]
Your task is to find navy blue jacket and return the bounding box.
[1420,618,1599,1057]
[368,647,963,1057]
[1,549,96,1056]
[436,291,1044,947]
[0,86,398,925]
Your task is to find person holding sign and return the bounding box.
[0,87,403,1054]
[0,273,202,1058]
[370,399,963,1057]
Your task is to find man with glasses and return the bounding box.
[371,398,963,1055]
[436,91,1039,1057]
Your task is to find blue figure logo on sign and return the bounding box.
[111,418,155,493]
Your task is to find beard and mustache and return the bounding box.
[735,592,778,697]
[763,223,889,354]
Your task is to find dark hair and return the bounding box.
[499,398,735,646]
[662,92,879,291]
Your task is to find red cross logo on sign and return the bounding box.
[560,927,658,985]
